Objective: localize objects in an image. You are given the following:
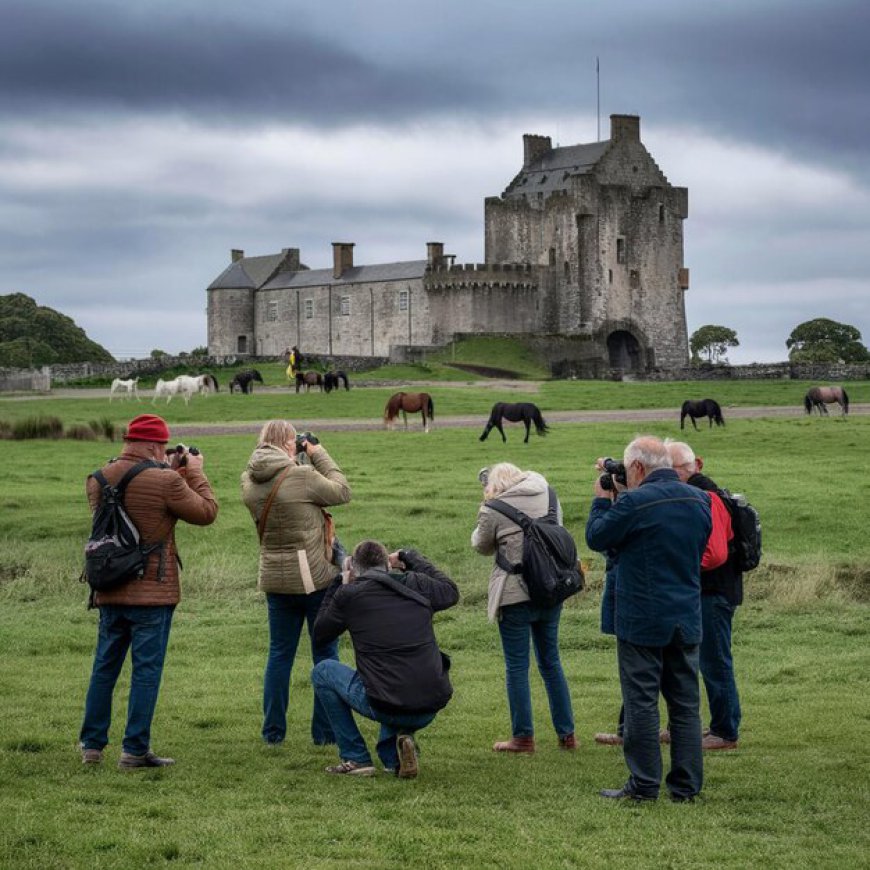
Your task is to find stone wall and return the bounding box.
[643,362,870,381]
[0,366,51,392]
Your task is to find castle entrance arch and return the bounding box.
[607,330,641,372]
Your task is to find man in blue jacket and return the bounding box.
[586,436,711,802]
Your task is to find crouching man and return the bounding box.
[312,541,459,777]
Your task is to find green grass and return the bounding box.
[1,388,868,868]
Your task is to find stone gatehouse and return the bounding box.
[207,114,690,376]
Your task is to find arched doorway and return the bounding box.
[607,330,641,372]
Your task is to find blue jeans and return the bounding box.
[263,589,339,745]
[80,604,175,756]
[617,637,703,800]
[311,660,435,769]
[700,594,741,742]
[497,602,575,739]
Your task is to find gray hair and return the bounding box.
[258,419,296,449]
[484,462,525,500]
[664,439,695,468]
[624,435,672,472]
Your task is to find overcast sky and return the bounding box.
[1,0,867,363]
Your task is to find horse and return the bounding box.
[194,373,219,394]
[804,385,849,416]
[295,371,323,393]
[109,377,140,402]
[384,392,434,433]
[479,402,549,444]
[152,375,199,406]
[324,371,350,393]
[229,369,263,394]
[680,398,725,430]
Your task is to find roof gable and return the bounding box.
[503,140,612,198]
[207,253,286,290]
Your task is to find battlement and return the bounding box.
[425,262,538,292]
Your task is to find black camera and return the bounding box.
[599,457,627,491]
[166,443,200,466]
[295,432,320,453]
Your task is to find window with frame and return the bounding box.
[398,289,409,311]
[304,299,313,320]
[616,237,626,264]
[266,301,278,322]
[339,296,350,316]
[237,335,247,354]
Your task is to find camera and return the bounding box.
[599,457,627,491]
[295,432,320,453]
[166,443,200,467]
[478,467,490,486]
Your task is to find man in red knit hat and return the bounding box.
[79,414,218,768]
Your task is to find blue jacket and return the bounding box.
[586,468,711,646]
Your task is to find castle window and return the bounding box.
[616,237,626,264]
[563,261,570,279]
[266,301,278,322]
[659,203,665,223]
[304,299,313,320]
[339,296,350,316]
[237,335,247,354]
[398,289,409,311]
[608,269,613,284]
[548,248,556,266]
[630,269,640,289]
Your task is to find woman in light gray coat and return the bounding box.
[471,462,575,753]
[241,419,351,746]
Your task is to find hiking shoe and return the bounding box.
[81,746,103,765]
[325,760,376,776]
[558,733,577,750]
[397,735,419,779]
[702,733,738,751]
[118,750,175,769]
[594,732,624,746]
[493,736,535,753]
[659,729,671,744]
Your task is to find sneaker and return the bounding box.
[702,733,738,751]
[81,746,103,765]
[397,735,419,779]
[558,733,577,750]
[325,760,377,776]
[594,732,624,746]
[493,736,535,753]
[659,729,671,744]
[118,750,175,769]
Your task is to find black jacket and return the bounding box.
[688,472,743,606]
[313,550,459,714]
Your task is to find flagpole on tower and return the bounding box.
[596,56,601,142]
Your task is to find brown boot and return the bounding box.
[558,733,577,750]
[493,736,535,753]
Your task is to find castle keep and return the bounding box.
[207,114,690,375]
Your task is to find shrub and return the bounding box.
[66,424,97,441]
[0,420,12,439]
[12,415,64,440]
[89,418,115,441]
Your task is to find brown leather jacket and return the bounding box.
[86,444,219,606]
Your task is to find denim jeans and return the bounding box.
[80,604,175,756]
[617,637,703,800]
[263,589,339,745]
[311,660,435,769]
[497,602,575,739]
[700,594,741,742]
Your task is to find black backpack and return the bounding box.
[83,460,163,592]
[485,488,584,608]
[721,491,762,572]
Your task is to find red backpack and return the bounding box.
[701,491,733,571]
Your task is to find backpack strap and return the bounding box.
[365,570,432,609]
[256,465,293,542]
[484,487,560,575]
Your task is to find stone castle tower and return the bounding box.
[207,114,690,376]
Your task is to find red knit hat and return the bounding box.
[124,414,170,443]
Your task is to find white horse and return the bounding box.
[110,377,140,401]
[194,374,219,395]
[153,375,199,405]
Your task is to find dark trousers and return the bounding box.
[700,594,741,742]
[617,637,703,800]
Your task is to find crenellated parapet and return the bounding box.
[424,262,539,293]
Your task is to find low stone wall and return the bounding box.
[0,366,51,392]
[643,362,870,382]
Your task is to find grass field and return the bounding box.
[1,383,868,868]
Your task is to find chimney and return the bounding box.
[332,242,355,279]
[523,134,552,168]
[610,114,640,143]
[281,247,301,270]
[231,249,245,262]
[427,242,444,267]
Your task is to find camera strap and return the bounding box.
[256,465,293,542]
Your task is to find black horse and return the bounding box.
[680,398,725,430]
[480,402,549,444]
[324,370,350,393]
[229,369,264,394]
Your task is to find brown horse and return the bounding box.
[295,371,323,393]
[804,385,849,416]
[384,392,434,433]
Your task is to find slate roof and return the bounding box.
[207,254,287,290]
[503,140,612,199]
[262,260,428,290]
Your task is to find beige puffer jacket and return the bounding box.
[241,444,351,594]
[471,471,560,621]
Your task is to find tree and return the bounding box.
[150,348,168,359]
[689,325,739,364]
[786,318,869,363]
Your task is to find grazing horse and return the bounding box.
[804,385,849,416]
[295,371,323,393]
[195,373,219,394]
[109,377,140,401]
[479,402,549,444]
[229,369,263,394]
[384,392,434,433]
[153,375,199,406]
[680,398,725,430]
[324,371,350,393]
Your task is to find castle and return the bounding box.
[207,114,690,376]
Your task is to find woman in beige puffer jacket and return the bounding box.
[241,420,351,746]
